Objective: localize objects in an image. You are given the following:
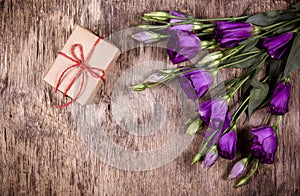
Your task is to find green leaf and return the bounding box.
[246,13,269,26]
[239,36,260,53]
[284,32,300,78]
[259,59,287,109]
[268,60,285,88]
[248,79,269,117]
[292,1,300,10]
[267,10,282,17]
[246,11,297,26]
[272,12,299,23]
[241,52,268,96]
[230,54,259,68]
[273,23,298,34]
[246,11,281,26]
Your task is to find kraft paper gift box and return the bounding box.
[44,26,120,107]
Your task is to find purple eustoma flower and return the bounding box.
[169,10,193,32]
[218,131,237,160]
[199,98,231,131]
[204,145,218,169]
[263,32,294,60]
[179,69,213,101]
[214,21,253,48]
[268,81,291,115]
[250,125,277,164]
[167,30,201,64]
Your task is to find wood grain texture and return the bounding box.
[0,0,299,195]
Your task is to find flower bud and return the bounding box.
[203,145,218,169]
[199,41,210,48]
[252,25,262,35]
[144,12,173,20]
[159,69,176,75]
[234,177,249,188]
[208,60,221,68]
[192,22,204,30]
[267,81,291,115]
[138,24,169,30]
[129,83,147,91]
[198,51,223,65]
[191,153,201,164]
[218,131,237,160]
[132,31,169,44]
[228,157,249,180]
[186,118,202,134]
[263,32,294,60]
[202,27,215,33]
[143,72,165,84]
[215,21,253,48]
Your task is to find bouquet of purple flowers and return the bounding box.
[131,2,300,187]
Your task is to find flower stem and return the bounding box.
[229,75,250,98]
[260,17,300,37]
[231,96,250,122]
[196,32,214,36]
[230,50,260,59]
[219,53,260,69]
[263,113,272,124]
[273,116,281,134]
[235,159,259,187]
[173,15,249,22]
[261,21,286,30]
[220,45,246,61]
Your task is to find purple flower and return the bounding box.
[167,30,201,64]
[179,69,213,101]
[218,131,237,160]
[268,81,291,115]
[199,98,231,130]
[228,157,249,180]
[204,145,218,169]
[263,32,294,60]
[169,10,193,31]
[250,125,277,164]
[214,21,253,48]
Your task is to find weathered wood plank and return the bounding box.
[0,0,299,195]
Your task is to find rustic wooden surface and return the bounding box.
[1,0,300,195]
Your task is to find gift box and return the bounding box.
[44,26,120,108]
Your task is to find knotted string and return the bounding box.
[55,37,105,108]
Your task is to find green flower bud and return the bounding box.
[209,60,221,67]
[234,177,249,188]
[138,24,169,30]
[252,25,262,35]
[191,153,201,165]
[159,69,176,75]
[129,83,147,91]
[198,51,223,65]
[144,12,173,20]
[199,41,210,48]
[203,27,215,33]
[192,22,203,30]
[206,44,218,50]
[186,118,202,134]
[152,16,169,21]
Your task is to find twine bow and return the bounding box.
[55,37,105,108]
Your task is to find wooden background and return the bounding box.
[1,0,300,195]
